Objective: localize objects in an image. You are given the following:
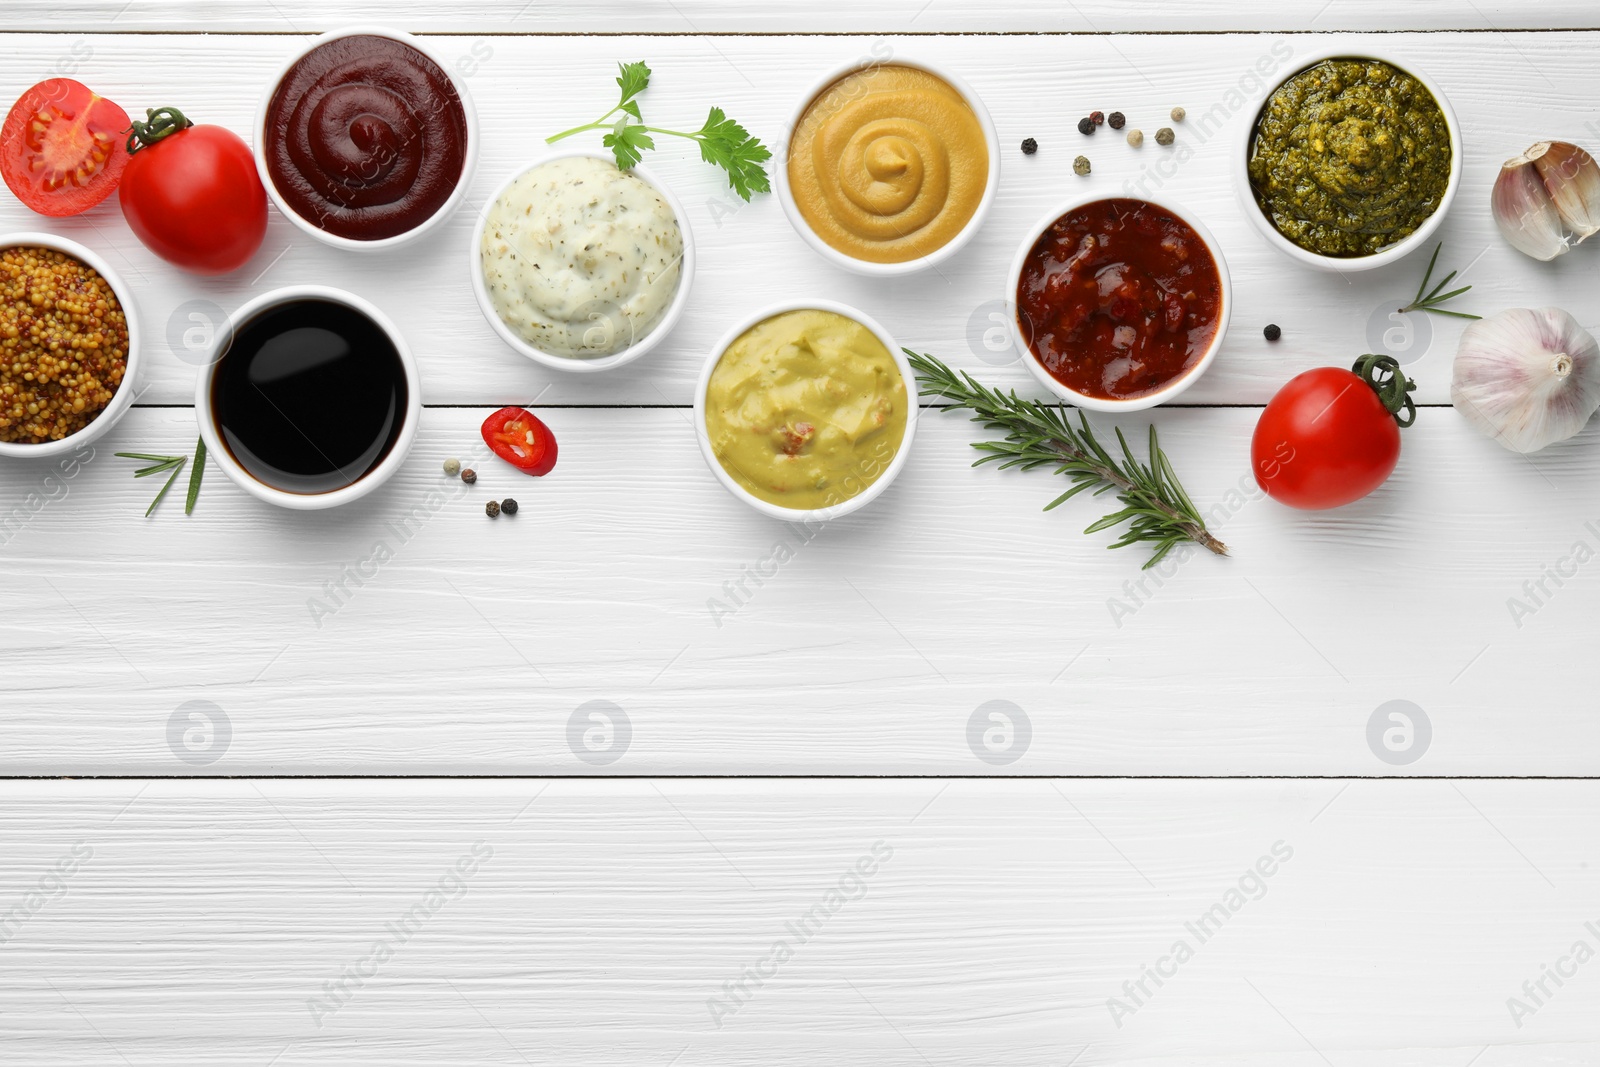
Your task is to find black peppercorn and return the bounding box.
[1089,110,1105,126]
[500,498,518,515]
[460,468,477,484]
[485,500,500,518]
[1108,111,1126,130]
[1077,116,1094,135]
[1264,324,1282,342]
[1020,137,1038,155]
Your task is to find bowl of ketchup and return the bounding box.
[1008,195,1231,412]
[255,25,478,251]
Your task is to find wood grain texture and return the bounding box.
[4,0,1599,33]
[3,406,1595,775]
[0,32,1597,406]
[1,10,1596,1067]
[1,779,1596,1065]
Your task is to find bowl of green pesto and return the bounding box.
[1239,50,1461,270]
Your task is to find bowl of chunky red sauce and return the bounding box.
[1010,195,1230,411]
[255,26,477,250]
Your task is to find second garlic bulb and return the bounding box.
[1452,307,1600,453]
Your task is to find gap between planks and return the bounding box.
[9,774,1598,781]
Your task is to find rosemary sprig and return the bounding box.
[117,451,186,517]
[907,351,1226,569]
[117,436,206,517]
[185,437,206,515]
[1397,243,1481,320]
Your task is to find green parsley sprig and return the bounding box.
[117,436,206,517]
[547,61,771,201]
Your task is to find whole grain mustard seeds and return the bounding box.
[0,246,129,444]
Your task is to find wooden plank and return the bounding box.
[4,0,1599,34]
[0,32,1595,406]
[2,406,1594,775]
[1,778,1595,1064]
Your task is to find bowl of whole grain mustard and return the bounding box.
[0,234,139,459]
[1236,49,1461,271]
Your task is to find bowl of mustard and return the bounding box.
[776,57,1000,276]
[695,300,917,521]
[1236,48,1462,271]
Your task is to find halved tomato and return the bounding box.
[1,79,131,216]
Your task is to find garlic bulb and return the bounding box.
[1492,141,1600,260]
[1452,307,1600,452]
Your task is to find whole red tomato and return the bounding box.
[0,79,130,216]
[1252,355,1416,510]
[119,107,266,274]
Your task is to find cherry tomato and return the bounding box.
[118,107,267,275]
[481,407,558,476]
[0,79,130,216]
[1252,355,1416,510]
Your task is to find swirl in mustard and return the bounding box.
[788,65,988,264]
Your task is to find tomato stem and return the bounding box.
[125,107,192,154]
[1353,353,1417,428]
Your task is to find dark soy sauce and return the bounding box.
[211,299,407,494]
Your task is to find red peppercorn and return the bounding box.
[1090,110,1105,126]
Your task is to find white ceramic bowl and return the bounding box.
[694,299,917,522]
[469,149,696,374]
[1007,194,1232,413]
[1234,47,1462,272]
[774,56,1000,277]
[0,233,141,460]
[253,25,479,252]
[194,285,421,510]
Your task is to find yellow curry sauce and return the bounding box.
[787,65,988,264]
[705,309,908,509]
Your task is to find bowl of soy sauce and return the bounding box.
[195,286,421,510]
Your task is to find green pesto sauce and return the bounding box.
[1248,58,1451,258]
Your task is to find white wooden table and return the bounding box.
[2,3,1597,1063]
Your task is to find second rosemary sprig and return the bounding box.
[1397,242,1481,320]
[906,351,1226,569]
[116,436,206,517]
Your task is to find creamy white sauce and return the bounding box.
[480,156,684,358]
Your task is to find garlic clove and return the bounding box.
[1452,307,1600,453]
[1493,156,1571,260]
[1531,140,1600,240]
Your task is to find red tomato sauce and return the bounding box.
[1016,198,1222,401]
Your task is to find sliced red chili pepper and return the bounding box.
[481,406,558,476]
